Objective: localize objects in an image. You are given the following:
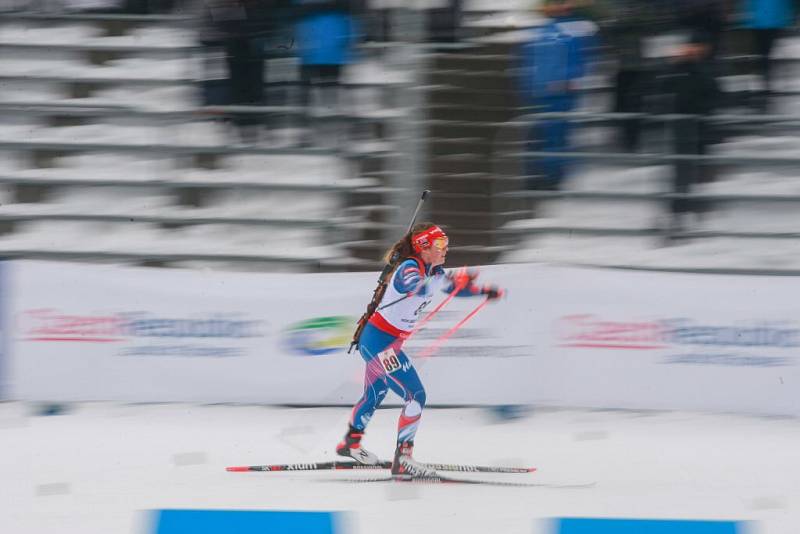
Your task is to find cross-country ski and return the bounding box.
[324,475,596,489]
[226,460,536,474]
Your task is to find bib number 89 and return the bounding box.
[378,348,401,373]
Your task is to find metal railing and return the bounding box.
[495,111,800,205]
[488,110,800,274]
[0,10,417,269]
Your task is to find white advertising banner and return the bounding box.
[525,266,800,416]
[7,260,800,415]
[8,261,367,404]
[0,262,7,399]
[6,261,539,405]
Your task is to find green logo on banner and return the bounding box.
[283,316,353,356]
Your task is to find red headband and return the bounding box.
[411,225,448,253]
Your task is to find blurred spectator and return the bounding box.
[568,0,606,63]
[201,0,290,143]
[427,0,462,42]
[294,0,360,147]
[741,0,795,111]
[350,0,385,42]
[601,0,672,151]
[517,0,588,191]
[676,0,729,60]
[663,30,720,237]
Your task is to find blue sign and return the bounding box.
[151,509,343,534]
[555,518,743,534]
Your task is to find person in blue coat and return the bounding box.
[294,0,359,146]
[741,0,795,109]
[517,0,589,190]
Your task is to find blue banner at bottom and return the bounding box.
[151,509,342,534]
[555,518,743,534]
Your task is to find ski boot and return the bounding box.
[336,425,379,465]
[391,441,437,479]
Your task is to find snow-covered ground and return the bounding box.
[1,402,798,534]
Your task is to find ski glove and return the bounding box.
[451,266,479,288]
[482,284,505,300]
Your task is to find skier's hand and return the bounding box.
[451,266,479,287]
[482,284,505,301]
[464,268,480,282]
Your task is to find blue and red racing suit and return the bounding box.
[350,257,484,444]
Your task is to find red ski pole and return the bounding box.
[403,272,470,341]
[416,297,489,359]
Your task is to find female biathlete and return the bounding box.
[336,222,504,478]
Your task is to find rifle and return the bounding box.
[347,190,430,354]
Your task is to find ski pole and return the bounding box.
[403,272,470,341]
[416,297,490,359]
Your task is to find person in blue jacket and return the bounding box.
[294,0,359,145]
[741,0,794,110]
[518,0,589,190]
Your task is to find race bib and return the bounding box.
[378,347,401,374]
